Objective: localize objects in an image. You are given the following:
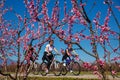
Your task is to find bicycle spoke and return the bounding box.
[61,63,67,76]
[40,62,48,76]
[53,61,61,76]
[71,62,81,76]
[32,62,39,75]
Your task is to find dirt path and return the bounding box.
[28,74,119,80]
[0,74,120,80]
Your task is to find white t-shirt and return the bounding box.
[45,44,54,53]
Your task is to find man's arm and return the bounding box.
[72,50,78,56]
[66,49,71,56]
[54,48,60,54]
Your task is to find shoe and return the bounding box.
[63,63,66,66]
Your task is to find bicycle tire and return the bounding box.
[61,62,68,76]
[53,61,61,76]
[32,62,39,75]
[40,62,48,76]
[71,61,81,76]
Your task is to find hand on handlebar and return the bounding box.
[72,54,79,57]
[47,53,51,56]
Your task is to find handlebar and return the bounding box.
[53,53,61,56]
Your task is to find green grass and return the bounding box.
[0,77,98,80]
[27,77,98,80]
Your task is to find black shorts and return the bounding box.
[62,54,70,61]
[42,52,53,62]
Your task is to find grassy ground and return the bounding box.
[0,77,98,80]
[27,77,98,80]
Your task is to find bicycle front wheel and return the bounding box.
[71,62,81,76]
[52,61,61,76]
[40,62,48,76]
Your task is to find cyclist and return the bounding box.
[61,43,79,72]
[42,40,59,73]
[25,44,38,65]
[62,43,78,62]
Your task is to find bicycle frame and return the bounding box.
[61,55,80,76]
[40,53,61,76]
[46,54,60,70]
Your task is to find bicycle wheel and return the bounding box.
[40,62,48,76]
[111,62,120,78]
[32,62,39,75]
[52,61,61,76]
[61,62,68,76]
[71,62,81,76]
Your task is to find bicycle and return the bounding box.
[40,53,61,76]
[61,55,81,76]
[24,54,39,75]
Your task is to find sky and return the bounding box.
[2,0,120,63]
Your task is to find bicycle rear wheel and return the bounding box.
[40,62,48,76]
[71,62,81,76]
[52,61,61,76]
[32,62,39,75]
[61,62,67,76]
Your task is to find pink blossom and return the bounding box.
[31,24,34,28]
[0,38,5,43]
[80,3,86,7]
[81,20,87,26]
[71,0,76,4]
[67,35,72,41]
[9,8,13,11]
[96,12,101,19]
[3,8,9,14]
[74,34,80,42]
[59,29,65,36]
[105,16,109,23]
[8,53,13,56]
[0,2,4,8]
[92,65,98,71]
[24,0,28,4]
[97,59,105,67]
[115,6,120,11]
[112,70,116,75]
[83,62,91,69]
[101,25,110,32]
[103,54,107,59]
[110,30,116,35]
[69,15,76,24]
[93,71,102,79]
[17,37,22,43]
[16,14,23,21]
[99,37,104,43]
[79,33,84,37]
[111,56,120,61]
[85,36,90,40]
[113,48,118,52]
[93,19,97,24]
[93,19,99,29]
